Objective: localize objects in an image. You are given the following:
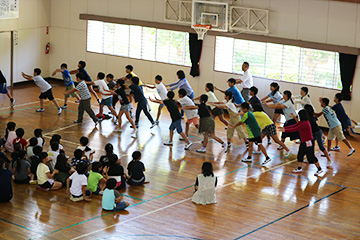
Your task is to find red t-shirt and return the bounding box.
[13,138,28,150]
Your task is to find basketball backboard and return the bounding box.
[192,1,228,32]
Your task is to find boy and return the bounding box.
[149,91,193,150]
[66,162,91,202]
[64,73,98,126]
[143,75,168,124]
[0,70,15,107]
[87,162,108,196]
[315,98,355,157]
[52,63,80,108]
[177,88,199,139]
[21,68,62,115]
[47,141,60,170]
[77,136,95,162]
[248,86,262,109]
[102,178,129,211]
[34,128,45,147]
[93,72,117,119]
[70,149,88,167]
[13,128,27,150]
[229,102,271,165]
[121,65,144,116]
[127,151,147,185]
[215,78,245,107]
[130,77,156,129]
[105,73,119,109]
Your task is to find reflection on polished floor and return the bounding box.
[0,83,359,240]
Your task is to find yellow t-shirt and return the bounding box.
[253,111,274,130]
[130,72,143,86]
[36,163,50,185]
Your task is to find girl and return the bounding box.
[29,145,42,184]
[279,110,323,176]
[66,162,90,202]
[102,178,129,211]
[0,158,12,202]
[36,152,62,190]
[194,83,228,127]
[34,128,45,147]
[77,136,95,162]
[127,151,147,185]
[192,161,217,205]
[12,150,33,184]
[4,122,16,152]
[263,90,299,150]
[48,134,64,152]
[209,91,248,152]
[108,154,127,189]
[54,153,74,186]
[99,143,116,167]
[183,94,226,153]
[27,137,38,160]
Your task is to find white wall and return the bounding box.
[48,0,360,127]
[0,0,51,83]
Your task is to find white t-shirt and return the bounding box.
[47,150,60,170]
[76,81,91,100]
[94,79,111,100]
[223,100,237,113]
[156,82,168,100]
[206,91,219,110]
[177,96,198,120]
[281,99,297,121]
[69,172,88,196]
[77,145,95,161]
[33,75,52,93]
[37,137,44,147]
[36,163,50,185]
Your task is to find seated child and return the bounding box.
[26,137,38,161]
[4,122,16,152]
[0,158,12,202]
[34,128,45,147]
[12,150,33,184]
[192,161,217,205]
[99,143,114,167]
[108,154,127,189]
[77,136,95,162]
[87,162,108,195]
[66,162,91,202]
[29,146,42,184]
[13,128,28,150]
[36,152,62,191]
[102,178,129,211]
[127,151,147,185]
[48,134,64,151]
[54,153,74,186]
[48,141,60,171]
[71,149,88,167]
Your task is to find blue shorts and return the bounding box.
[0,83,9,94]
[341,118,351,131]
[169,119,183,134]
[114,201,128,211]
[101,97,113,107]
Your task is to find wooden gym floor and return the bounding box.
[0,81,359,240]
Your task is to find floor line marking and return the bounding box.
[0,218,42,234]
[0,105,41,115]
[0,100,39,110]
[234,187,347,239]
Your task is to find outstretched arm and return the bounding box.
[182,106,198,110]
[52,69,62,76]
[143,84,156,89]
[214,86,225,94]
[149,98,163,104]
[69,69,79,75]
[21,72,33,81]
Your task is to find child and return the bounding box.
[194,83,228,127]
[214,78,245,107]
[177,88,199,139]
[167,70,195,100]
[26,137,38,160]
[65,72,98,126]
[230,102,271,165]
[99,143,115,167]
[34,128,45,147]
[77,136,95,162]
[127,151,147,185]
[36,152,62,190]
[209,91,248,152]
[29,146,42,184]
[261,82,283,123]
[0,158,12,202]
[93,72,117,119]
[248,86,262,109]
[87,162,108,195]
[71,149,88,167]
[149,91,193,150]
[183,94,226,153]
[279,110,323,176]
[51,63,80,108]
[66,162,91,202]
[143,75,168,124]
[4,122,16,152]
[192,161,217,205]
[48,141,60,171]
[48,134,63,151]
[12,150,33,184]
[315,98,355,157]
[0,70,15,107]
[54,153,73,186]
[294,87,313,109]
[105,74,118,109]
[102,178,129,211]
[13,128,27,150]
[21,68,62,115]
[108,154,127,189]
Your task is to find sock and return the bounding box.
[297,167,302,170]
[10,98,14,101]
[266,156,270,160]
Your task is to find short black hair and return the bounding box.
[225,91,234,102]
[176,70,185,79]
[33,146,43,156]
[91,161,103,173]
[321,97,330,106]
[227,78,236,84]
[178,88,187,97]
[301,87,309,94]
[34,128,42,137]
[106,178,117,189]
[76,162,88,175]
[335,93,343,102]
[79,61,86,68]
[298,109,309,121]
[50,134,61,144]
[155,75,162,81]
[97,72,105,79]
[39,152,48,162]
[106,73,114,79]
[7,122,16,131]
[109,154,118,164]
[116,79,125,86]
[132,151,141,160]
[206,83,214,92]
[241,102,250,110]
[74,149,83,159]
[76,72,85,80]
[50,141,59,151]
[61,63,67,69]
[80,136,89,146]
[243,62,249,68]
[252,104,264,112]
[34,68,41,75]
[200,94,208,103]
[131,76,140,85]
[167,91,175,99]
[14,142,21,152]
[250,86,258,95]
[15,128,25,138]
[125,65,133,71]
[29,137,38,147]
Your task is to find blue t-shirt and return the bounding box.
[102,188,115,210]
[332,103,350,124]
[227,86,244,105]
[62,70,74,87]
[267,91,282,104]
[78,68,91,82]
[322,106,341,129]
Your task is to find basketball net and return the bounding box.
[192,24,212,40]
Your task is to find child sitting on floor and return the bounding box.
[36,152,62,191]
[48,141,60,171]
[34,128,45,147]
[192,161,217,205]
[13,128,27,150]
[54,153,74,186]
[77,136,95,162]
[26,137,38,161]
[0,158,12,202]
[127,151,147,185]
[102,178,129,211]
[4,122,16,152]
[71,149,88,167]
[12,150,33,184]
[29,146,42,184]
[66,162,91,202]
[87,162,108,196]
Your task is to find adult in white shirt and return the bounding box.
[236,62,253,102]
[21,68,62,115]
[93,72,118,119]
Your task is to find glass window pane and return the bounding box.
[169,31,186,65]
[113,24,129,57]
[234,40,266,76]
[156,29,170,63]
[283,45,300,83]
[87,20,103,53]
[129,25,142,58]
[265,43,283,80]
[215,36,234,72]
[103,23,115,54]
[184,34,191,66]
[142,27,156,61]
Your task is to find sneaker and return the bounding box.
[185,141,193,150]
[130,124,139,129]
[94,120,99,127]
[97,98,101,104]
[11,99,15,108]
[74,120,82,124]
[75,100,80,103]
[314,169,324,176]
[29,180,37,185]
[241,157,252,162]
[36,108,45,112]
[227,142,232,148]
[196,147,206,153]
[245,141,249,149]
[58,108,62,115]
[98,190,104,195]
[295,139,301,144]
[292,168,303,173]
[155,120,160,125]
[321,153,331,157]
[327,161,333,168]
[322,136,327,144]
[262,158,271,165]
[330,146,340,151]
[348,148,355,157]
[267,138,272,145]
[164,141,173,146]
[285,150,291,158]
[224,145,229,153]
[277,145,284,150]
[225,127,228,130]
[252,150,261,154]
[61,105,67,109]
[150,122,157,129]
[221,142,227,148]
[179,136,188,141]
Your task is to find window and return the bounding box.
[215,36,342,89]
[87,20,190,67]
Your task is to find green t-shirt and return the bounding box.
[240,111,261,138]
[87,170,103,192]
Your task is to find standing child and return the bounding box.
[177,88,199,139]
[13,128,27,150]
[294,87,313,109]
[230,102,271,165]
[36,152,62,190]
[77,136,95,162]
[105,74,118,109]
[34,129,45,147]
[4,122,16,152]
[127,151,147,185]
[102,178,129,211]
[214,78,245,107]
[66,162,91,202]
[12,150,33,184]
[87,162,108,195]
[21,68,62,115]
[192,161,217,205]
[93,72,118,119]
[51,63,80,108]
[183,94,226,153]
[0,158,12,202]
[0,70,15,107]
[248,86,262,109]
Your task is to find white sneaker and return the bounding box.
[196,147,206,153]
[58,108,62,115]
[252,150,261,154]
[277,145,284,150]
[348,148,355,157]
[322,136,327,144]
[150,122,157,129]
[327,161,333,168]
[314,169,324,176]
[330,146,340,151]
[164,141,173,146]
[11,99,15,108]
[61,105,67,109]
[292,168,303,173]
[185,141,193,150]
[262,158,271,165]
[221,142,227,148]
[241,158,252,162]
[267,138,272,145]
[36,108,45,112]
[285,150,291,158]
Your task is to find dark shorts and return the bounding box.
[39,88,54,101]
[248,136,262,145]
[128,176,145,186]
[341,118,352,131]
[274,109,283,114]
[39,180,54,189]
[101,97,113,107]
[211,107,224,117]
[169,119,183,134]
[262,124,277,136]
[0,83,8,94]
[14,176,30,184]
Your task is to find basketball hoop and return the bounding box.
[192,24,212,40]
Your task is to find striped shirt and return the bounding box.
[75,81,91,100]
